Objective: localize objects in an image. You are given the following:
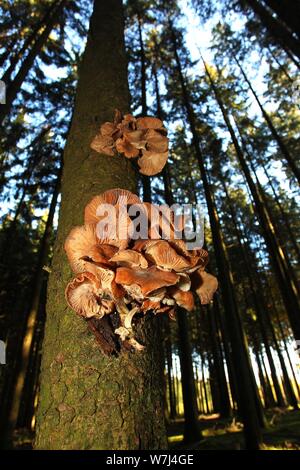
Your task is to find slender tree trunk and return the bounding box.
[203,59,300,341]
[0,168,61,447]
[265,44,294,83]
[35,0,167,450]
[233,54,300,185]
[263,0,300,40]
[207,303,232,417]
[151,64,202,440]
[253,339,275,408]
[0,0,66,124]
[237,125,300,262]
[137,14,151,203]
[264,306,299,408]
[214,297,238,409]
[1,1,60,84]
[219,178,286,408]
[165,322,177,419]
[177,308,202,442]
[168,23,263,449]
[244,0,300,59]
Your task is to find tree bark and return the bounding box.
[35,0,167,450]
[263,0,300,40]
[177,308,202,442]
[137,13,151,203]
[244,0,300,59]
[208,303,232,418]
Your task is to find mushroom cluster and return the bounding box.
[65,188,218,353]
[90,110,168,176]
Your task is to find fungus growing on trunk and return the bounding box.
[64,186,217,355]
[90,110,169,176]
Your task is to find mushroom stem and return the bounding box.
[128,338,145,351]
[124,306,139,330]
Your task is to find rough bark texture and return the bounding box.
[35,0,167,450]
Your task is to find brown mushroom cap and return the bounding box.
[84,188,142,225]
[168,287,195,311]
[192,269,218,304]
[115,136,140,158]
[115,266,179,296]
[64,224,99,273]
[110,249,148,269]
[91,111,169,177]
[145,128,169,153]
[65,272,114,319]
[138,150,169,176]
[141,240,192,272]
[136,116,164,130]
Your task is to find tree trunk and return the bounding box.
[0,0,66,124]
[1,0,60,84]
[233,54,300,185]
[35,0,167,450]
[137,13,151,203]
[1,169,62,448]
[151,66,202,439]
[177,308,202,442]
[253,339,275,408]
[263,0,300,40]
[203,59,300,340]
[265,44,294,83]
[164,321,177,419]
[219,177,286,408]
[244,0,300,59]
[208,303,232,418]
[169,23,263,449]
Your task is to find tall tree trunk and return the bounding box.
[263,0,300,40]
[137,13,151,203]
[35,0,167,450]
[0,0,66,124]
[233,54,300,185]
[152,64,202,440]
[169,23,263,449]
[203,59,300,341]
[0,168,61,448]
[1,0,60,84]
[253,338,275,408]
[219,177,286,408]
[244,0,300,59]
[164,321,177,419]
[177,308,202,442]
[236,124,300,262]
[265,44,294,83]
[208,303,232,418]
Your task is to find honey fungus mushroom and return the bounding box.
[90,110,169,176]
[65,272,115,319]
[192,269,218,305]
[64,187,218,354]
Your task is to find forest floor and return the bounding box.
[10,409,300,450]
[167,409,300,450]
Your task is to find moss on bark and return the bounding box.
[34,0,167,450]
